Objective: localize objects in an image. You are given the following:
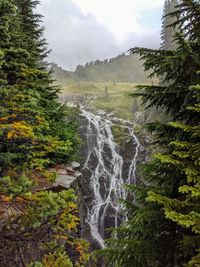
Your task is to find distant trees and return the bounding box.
[76,64,86,78]
[101,1,200,266]
[71,53,149,83]
[81,53,127,69]
[161,0,178,50]
[0,0,88,265]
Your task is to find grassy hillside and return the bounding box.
[54,53,161,124]
[53,54,157,85]
[60,81,147,122]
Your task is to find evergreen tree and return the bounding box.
[13,0,80,163]
[147,83,200,266]
[0,0,88,265]
[100,1,200,266]
[14,0,48,64]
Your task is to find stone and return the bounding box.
[71,161,80,169]
[74,171,82,178]
[55,175,77,188]
[57,169,67,175]
[66,167,74,172]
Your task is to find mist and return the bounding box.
[38,0,162,70]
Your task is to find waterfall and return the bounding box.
[80,108,140,248]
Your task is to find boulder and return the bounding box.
[54,175,77,188]
[71,161,81,169]
[57,169,67,175]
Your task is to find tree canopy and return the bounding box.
[100,1,200,266]
[0,0,88,265]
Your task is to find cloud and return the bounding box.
[38,0,120,70]
[121,29,161,52]
[73,0,164,39]
[38,0,163,70]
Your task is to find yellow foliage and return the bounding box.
[54,234,68,240]
[35,115,47,126]
[68,203,77,210]
[0,114,17,122]
[76,243,83,254]
[5,122,35,139]
[0,195,12,202]
[66,220,77,231]
[0,194,29,203]
[15,196,26,202]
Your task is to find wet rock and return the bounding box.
[57,169,67,175]
[99,174,110,200]
[74,171,82,178]
[71,161,80,169]
[76,108,141,257]
[66,166,74,172]
[54,175,77,188]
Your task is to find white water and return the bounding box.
[81,108,140,248]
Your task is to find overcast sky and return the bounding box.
[38,0,165,70]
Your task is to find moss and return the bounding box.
[111,124,130,146]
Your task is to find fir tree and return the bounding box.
[0,0,88,265]
[14,0,48,65]
[101,1,200,266]
[13,0,80,163]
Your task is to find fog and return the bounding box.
[38,0,163,70]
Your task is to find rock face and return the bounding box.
[35,163,81,191]
[53,164,80,189]
[76,107,143,255]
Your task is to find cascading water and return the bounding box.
[79,107,140,248]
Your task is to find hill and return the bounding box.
[52,53,155,85]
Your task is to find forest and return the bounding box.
[0,0,199,266]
